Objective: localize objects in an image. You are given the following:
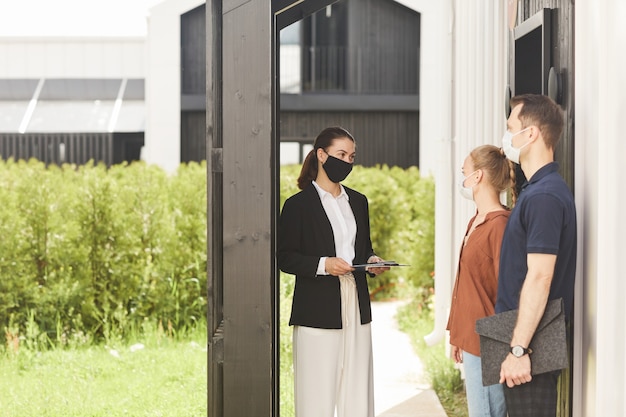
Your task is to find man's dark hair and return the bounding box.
[510,94,564,150]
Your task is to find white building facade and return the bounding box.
[409,1,625,415]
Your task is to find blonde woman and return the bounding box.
[447,144,515,417]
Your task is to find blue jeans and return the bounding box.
[463,351,507,417]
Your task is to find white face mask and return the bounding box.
[458,170,478,201]
[501,127,531,164]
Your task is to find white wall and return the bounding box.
[574,0,626,415]
[394,0,507,347]
[391,0,454,347]
[393,0,452,181]
[0,37,145,79]
[442,1,626,413]
[144,0,204,173]
[434,0,626,413]
[448,0,508,346]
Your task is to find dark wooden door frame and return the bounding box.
[206,1,337,416]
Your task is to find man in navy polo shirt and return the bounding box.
[495,94,577,417]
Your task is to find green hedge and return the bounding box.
[0,159,207,347]
[0,160,434,348]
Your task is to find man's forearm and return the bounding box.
[510,253,556,347]
[510,276,550,347]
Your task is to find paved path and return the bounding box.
[371,300,448,417]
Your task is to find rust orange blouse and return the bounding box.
[446,209,510,356]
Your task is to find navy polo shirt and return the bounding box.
[495,162,577,319]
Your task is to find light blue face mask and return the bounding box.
[501,127,531,164]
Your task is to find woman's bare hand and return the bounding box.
[365,256,390,276]
[325,257,355,276]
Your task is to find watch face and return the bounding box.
[512,346,524,357]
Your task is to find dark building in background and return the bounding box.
[180,3,207,164]
[181,0,421,169]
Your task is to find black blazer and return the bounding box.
[277,183,376,328]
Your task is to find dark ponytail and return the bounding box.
[296,126,355,190]
[297,150,318,190]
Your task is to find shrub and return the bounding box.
[0,160,432,348]
[0,159,207,346]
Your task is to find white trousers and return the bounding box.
[293,273,374,417]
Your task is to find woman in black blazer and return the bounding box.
[278,126,388,417]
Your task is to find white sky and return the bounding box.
[0,0,164,37]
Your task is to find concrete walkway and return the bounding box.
[371,301,448,417]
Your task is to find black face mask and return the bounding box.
[322,153,353,183]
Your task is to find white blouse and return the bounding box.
[312,180,357,275]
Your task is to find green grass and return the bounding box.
[279,274,295,417]
[396,299,468,417]
[0,329,207,417]
[2,304,461,417]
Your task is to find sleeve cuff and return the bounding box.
[317,257,328,275]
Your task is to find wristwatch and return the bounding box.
[510,345,533,358]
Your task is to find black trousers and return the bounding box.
[503,371,560,417]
